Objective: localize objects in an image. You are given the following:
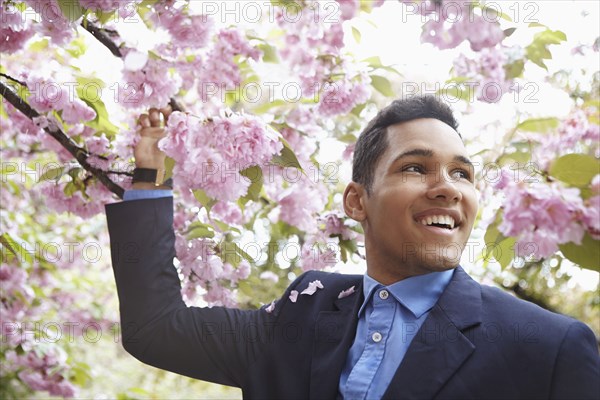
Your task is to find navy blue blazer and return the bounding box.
[106,196,600,399]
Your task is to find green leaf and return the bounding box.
[549,154,599,187]
[525,29,567,70]
[0,233,33,265]
[437,85,468,102]
[38,167,64,182]
[193,189,218,213]
[240,165,263,201]
[504,60,525,79]
[219,241,252,267]
[57,0,85,22]
[66,36,87,58]
[29,39,49,52]
[497,150,531,165]
[76,76,119,137]
[484,210,506,247]
[186,222,215,239]
[95,10,117,25]
[504,27,517,37]
[257,43,278,63]
[271,138,303,170]
[496,237,516,269]
[164,157,175,181]
[370,75,394,97]
[352,27,361,43]
[559,233,600,272]
[252,99,288,114]
[362,56,383,68]
[516,117,559,133]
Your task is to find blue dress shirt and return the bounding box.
[339,269,454,399]
[122,190,173,201]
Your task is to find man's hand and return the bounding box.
[132,107,172,190]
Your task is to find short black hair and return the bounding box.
[352,95,460,194]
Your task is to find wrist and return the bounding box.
[131,168,173,188]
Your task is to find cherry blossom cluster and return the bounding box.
[412,0,505,51]
[160,111,283,201]
[494,171,599,259]
[275,0,375,117]
[453,46,517,103]
[530,109,600,170]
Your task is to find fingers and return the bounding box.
[139,107,172,126]
[160,105,172,122]
[138,113,151,128]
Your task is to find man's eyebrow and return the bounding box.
[453,155,474,168]
[392,148,434,163]
[391,148,474,167]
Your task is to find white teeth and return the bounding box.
[419,215,456,229]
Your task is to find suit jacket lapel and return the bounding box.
[309,285,363,400]
[383,267,483,399]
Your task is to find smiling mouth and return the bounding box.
[416,215,457,230]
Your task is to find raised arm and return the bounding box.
[104,109,270,387]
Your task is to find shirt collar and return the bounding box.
[359,269,454,319]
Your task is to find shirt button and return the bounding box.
[379,289,389,300]
[372,332,383,343]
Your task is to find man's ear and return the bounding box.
[343,182,367,222]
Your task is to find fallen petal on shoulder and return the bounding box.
[338,285,356,299]
[289,290,299,303]
[301,280,324,295]
[265,300,276,313]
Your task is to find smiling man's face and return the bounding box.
[344,118,478,284]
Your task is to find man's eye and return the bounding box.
[451,169,471,180]
[403,165,424,173]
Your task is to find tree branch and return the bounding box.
[0,80,125,199]
[80,19,122,58]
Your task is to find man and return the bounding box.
[106,96,599,399]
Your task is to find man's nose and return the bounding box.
[426,170,462,202]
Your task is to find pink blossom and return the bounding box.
[39,181,114,218]
[161,112,282,202]
[301,279,324,295]
[498,181,586,259]
[0,4,34,54]
[421,19,463,50]
[336,0,360,21]
[79,0,121,12]
[259,271,279,282]
[198,28,261,101]
[530,110,596,169]
[454,16,504,51]
[212,201,245,226]
[289,290,299,303]
[299,241,338,272]
[453,47,513,103]
[60,99,96,124]
[150,2,213,49]
[120,51,182,109]
[85,134,110,155]
[582,195,600,239]
[318,77,371,117]
[338,285,356,299]
[278,181,328,232]
[342,142,355,162]
[321,211,355,240]
[30,0,76,45]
